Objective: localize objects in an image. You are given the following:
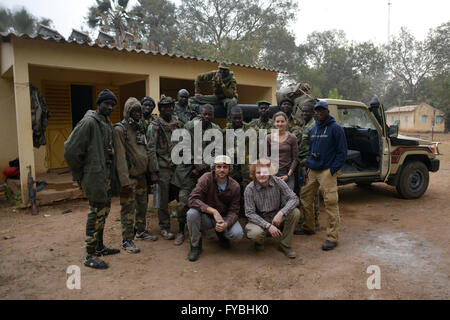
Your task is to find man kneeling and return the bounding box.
[244,159,300,259]
[187,155,244,261]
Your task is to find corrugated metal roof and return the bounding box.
[0,32,284,73]
[386,104,445,115]
[386,106,419,113]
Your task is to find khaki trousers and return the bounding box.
[245,208,300,248]
[300,169,340,243]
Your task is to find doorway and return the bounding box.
[71,85,93,128]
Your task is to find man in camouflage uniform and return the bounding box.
[223,106,251,215]
[64,89,121,269]
[171,104,221,245]
[190,62,238,120]
[279,97,303,141]
[147,96,183,241]
[141,96,157,133]
[248,100,273,131]
[295,102,321,234]
[175,89,198,124]
[114,97,158,254]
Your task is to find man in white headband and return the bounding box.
[186,155,244,261]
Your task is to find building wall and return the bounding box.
[387,104,445,133]
[1,36,278,182]
[0,78,19,182]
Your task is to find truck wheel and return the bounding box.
[396,161,429,199]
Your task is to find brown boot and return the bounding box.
[278,244,296,259]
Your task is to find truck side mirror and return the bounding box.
[388,124,399,138]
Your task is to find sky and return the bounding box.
[0,0,449,44]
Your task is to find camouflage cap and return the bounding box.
[218,62,230,70]
[158,95,175,106]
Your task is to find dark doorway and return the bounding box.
[71,85,93,128]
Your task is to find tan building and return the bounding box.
[386,103,445,133]
[0,31,279,203]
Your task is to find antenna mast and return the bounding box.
[388,1,392,42]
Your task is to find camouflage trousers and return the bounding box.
[176,188,191,227]
[85,179,112,255]
[120,175,148,240]
[157,168,175,231]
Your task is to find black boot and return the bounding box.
[216,231,230,249]
[188,238,202,262]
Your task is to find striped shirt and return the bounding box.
[244,176,299,229]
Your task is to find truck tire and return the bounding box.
[396,161,429,199]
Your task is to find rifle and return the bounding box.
[27,165,46,215]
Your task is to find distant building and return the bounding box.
[386,103,445,133]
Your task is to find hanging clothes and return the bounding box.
[30,84,50,148]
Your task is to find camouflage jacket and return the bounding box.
[30,84,50,148]
[142,115,158,133]
[171,117,220,189]
[64,110,120,203]
[223,122,252,187]
[147,115,183,172]
[248,118,273,131]
[175,102,198,124]
[298,117,315,167]
[287,114,303,141]
[194,70,238,100]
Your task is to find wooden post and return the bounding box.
[12,60,35,205]
[146,74,160,114]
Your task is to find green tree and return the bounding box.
[385,27,439,101]
[328,88,343,99]
[0,6,53,34]
[86,0,134,45]
[130,0,178,52]
[174,0,296,63]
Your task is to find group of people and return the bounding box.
[64,63,347,269]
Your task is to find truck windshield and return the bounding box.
[338,107,376,129]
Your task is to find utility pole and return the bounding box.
[388,1,392,43]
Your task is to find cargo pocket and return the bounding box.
[322,186,339,206]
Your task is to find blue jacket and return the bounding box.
[305,115,347,174]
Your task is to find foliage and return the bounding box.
[0,6,53,35]
[86,0,134,45]
[173,0,297,62]
[130,0,178,52]
[328,88,343,99]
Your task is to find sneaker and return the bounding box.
[254,243,265,251]
[321,240,338,251]
[122,239,141,254]
[95,246,120,256]
[135,231,158,241]
[84,255,108,269]
[294,227,316,235]
[174,233,185,246]
[160,229,175,240]
[278,244,296,259]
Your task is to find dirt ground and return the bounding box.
[0,133,449,300]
